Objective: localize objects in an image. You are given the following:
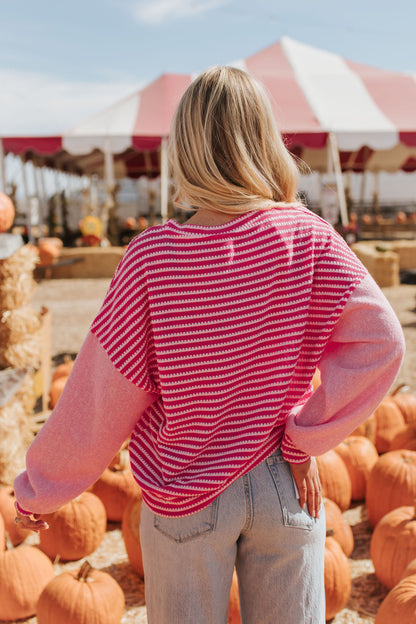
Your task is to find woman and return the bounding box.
[14,67,404,623]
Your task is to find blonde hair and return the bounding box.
[168,65,301,215]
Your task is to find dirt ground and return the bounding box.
[26,277,416,624]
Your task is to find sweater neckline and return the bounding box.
[167,209,270,234]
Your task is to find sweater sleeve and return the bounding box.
[281,273,405,461]
[13,331,158,514]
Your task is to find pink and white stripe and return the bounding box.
[90,206,366,516]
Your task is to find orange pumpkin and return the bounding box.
[228,569,240,624]
[0,544,55,620]
[311,368,321,390]
[391,387,416,425]
[324,529,351,620]
[37,239,62,266]
[396,211,408,224]
[402,558,416,580]
[124,216,137,229]
[390,424,416,452]
[0,486,31,545]
[36,560,125,624]
[366,450,416,527]
[51,356,74,383]
[91,450,140,522]
[49,375,69,409]
[374,574,416,623]
[372,397,406,454]
[0,192,15,232]
[351,411,377,446]
[39,492,107,562]
[370,504,416,589]
[315,450,352,511]
[0,513,5,552]
[323,498,354,557]
[121,494,144,578]
[334,436,379,501]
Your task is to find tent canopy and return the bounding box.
[2,37,416,176]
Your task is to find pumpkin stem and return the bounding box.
[77,560,93,582]
[326,528,335,538]
[391,383,409,396]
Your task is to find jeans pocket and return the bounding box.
[153,498,219,543]
[266,454,314,531]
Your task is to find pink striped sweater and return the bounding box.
[14,206,405,517]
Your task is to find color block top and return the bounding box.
[91,205,365,515]
[14,206,405,518]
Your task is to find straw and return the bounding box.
[0,307,42,369]
[0,399,32,485]
[0,273,36,309]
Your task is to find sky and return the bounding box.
[0,0,415,136]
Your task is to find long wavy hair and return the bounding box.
[168,65,302,215]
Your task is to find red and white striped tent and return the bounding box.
[1,37,416,219]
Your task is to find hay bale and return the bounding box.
[351,243,400,288]
[0,392,33,485]
[0,244,38,310]
[390,240,416,271]
[0,306,42,369]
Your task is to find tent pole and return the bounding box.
[0,139,6,193]
[160,136,168,223]
[104,139,115,188]
[102,139,116,240]
[328,133,348,227]
[20,158,34,242]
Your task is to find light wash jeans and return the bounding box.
[140,450,325,624]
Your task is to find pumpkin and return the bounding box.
[370,503,416,589]
[121,494,144,578]
[366,450,416,527]
[391,386,416,425]
[0,486,31,545]
[0,544,55,620]
[0,192,15,232]
[372,397,406,454]
[375,574,416,624]
[36,560,125,624]
[312,368,321,390]
[324,529,351,620]
[0,512,5,552]
[315,450,352,511]
[402,559,416,580]
[390,424,416,452]
[351,411,377,446]
[228,569,240,624]
[323,498,354,557]
[124,216,137,229]
[51,356,75,383]
[49,375,69,409]
[37,238,62,266]
[91,450,140,521]
[39,492,107,562]
[334,436,379,501]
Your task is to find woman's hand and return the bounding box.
[289,457,321,519]
[14,503,49,532]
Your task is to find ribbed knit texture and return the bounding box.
[90,206,367,516]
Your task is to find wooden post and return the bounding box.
[328,133,348,227]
